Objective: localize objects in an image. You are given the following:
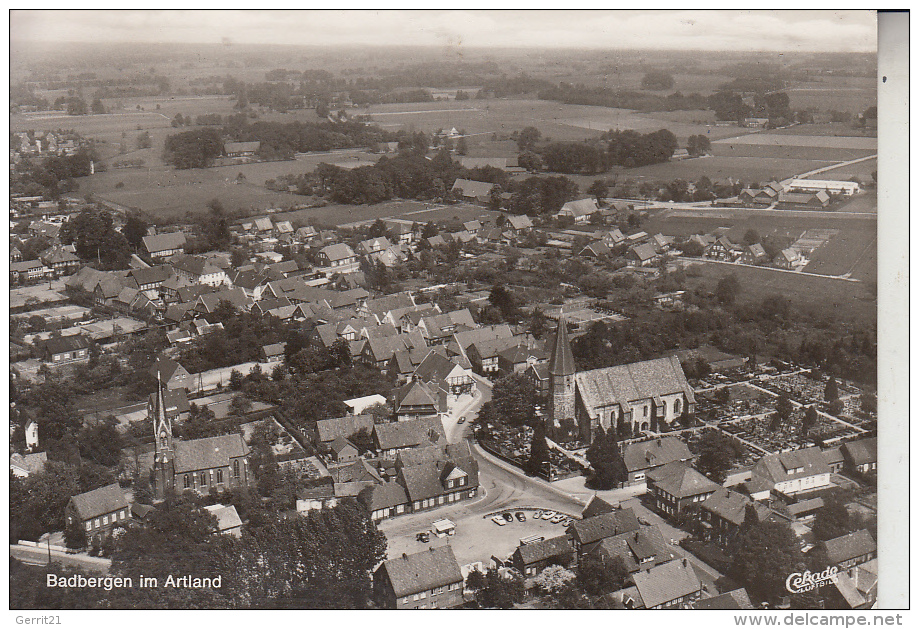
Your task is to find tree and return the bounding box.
[489,373,538,427]
[526,420,550,476]
[532,565,577,595]
[743,229,761,246]
[368,218,387,238]
[469,568,525,609]
[577,553,630,596]
[696,430,738,484]
[59,207,131,269]
[64,518,88,552]
[730,518,804,602]
[348,428,375,454]
[137,131,152,149]
[456,136,468,155]
[517,126,541,151]
[802,405,819,436]
[228,369,244,391]
[585,427,627,490]
[641,70,674,90]
[824,376,839,402]
[812,496,862,542]
[123,214,149,250]
[775,395,794,422]
[91,98,106,114]
[687,134,712,157]
[716,274,741,305]
[587,179,609,204]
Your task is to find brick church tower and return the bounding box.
[548,318,576,428]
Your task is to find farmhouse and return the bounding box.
[774,248,801,269]
[840,437,877,475]
[751,447,831,496]
[821,530,877,570]
[556,198,600,224]
[511,536,575,577]
[451,178,495,204]
[40,245,81,275]
[39,334,91,364]
[224,141,261,157]
[567,508,641,555]
[776,191,831,210]
[628,559,702,609]
[143,232,187,259]
[65,483,131,544]
[318,243,360,274]
[587,525,677,574]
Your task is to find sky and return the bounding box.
[10,10,877,53]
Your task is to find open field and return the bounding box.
[618,155,827,183]
[805,158,878,183]
[783,84,878,114]
[682,260,876,324]
[271,200,503,229]
[712,133,877,151]
[711,143,875,162]
[804,229,877,281]
[769,123,877,138]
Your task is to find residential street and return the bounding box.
[10,543,111,574]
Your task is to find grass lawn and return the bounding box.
[621,155,828,183]
[683,260,876,325]
[804,228,877,280]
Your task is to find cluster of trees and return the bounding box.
[538,82,710,113]
[507,175,579,216]
[178,307,292,373]
[223,119,392,158]
[585,426,627,489]
[10,147,97,199]
[641,70,675,91]
[59,207,132,269]
[163,128,224,169]
[524,130,680,174]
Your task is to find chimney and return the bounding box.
[402,553,408,560]
[683,558,688,567]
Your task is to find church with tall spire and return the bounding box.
[149,376,253,501]
[546,317,696,442]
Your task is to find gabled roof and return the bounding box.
[594,525,676,573]
[630,243,658,261]
[505,214,533,230]
[381,546,464,597]
[330,436,358,455]
[823,530,876,566]
[196,288,253,312]
[746,243,767,258]
[841,437,877,466]
[700,488,772,527]
[463,220,483,232]
[569,508,642,546]
[373,416,445,451]
[454,323,514,352]
[451,178,495,199]
[576,357,695,424]
[498,342,547,365]
[622,437,693,474]
[693,589,755,610]
[320,243,356,262]
[316,414,374,444]
[173,433,249,474]
[364,292,415,317]
[646,461,720,499]
[412,350,468,386]
[41,334,90,355]
[70,483,129,521]
[40,245,81,264]
[752,447,830,486]
[581,495,615,519]
[169,253,225,277]
[204,504,243,533]
[130,264,174,287]
[365,331,428,363]
[631,559,701,609]
[393,378,444,412]
[253,217,274,232]
[516,535,573,565]
[559,198,600,217]
[148,356,187,382]
[777,248,799,263]
[359,481,409,512]
[143,232,187,254]
[581,241,611,257]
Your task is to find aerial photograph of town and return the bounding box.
[9,9,902,618]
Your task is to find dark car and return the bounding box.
[416,532,430,543]
[515,512,526,522]
[503,513,514,522]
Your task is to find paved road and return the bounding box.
[10,544,111,574]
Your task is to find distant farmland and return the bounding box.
[271,200,503,229]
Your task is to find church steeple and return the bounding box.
[153,372,173,454]
[549,317,575,376]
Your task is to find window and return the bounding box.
[419,592,427,600]
[675,399,681,414]
[200,472,207,486]
[121,510,126,519]
[85,522,92,531]
[644,406,648,417]
[216,469,224,484]
[94,519,100,529]
[413,594,419,602]
[634,472,646,482]
[184,474,190,489]
[233,460,240,478]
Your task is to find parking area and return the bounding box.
[381,506,579,567]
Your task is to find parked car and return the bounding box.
[534,510,544,519]
[551,514,566,524]
[492,515,507,526]
[416,532,430,543]
[541,510,557,520]
[457,417,466,424]
[515,512,526,522]
[503,512,514,523]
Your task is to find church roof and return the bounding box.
[548,318,576,376]
[173,433,249,473]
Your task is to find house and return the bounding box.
[566,508,642,555]
[823,446,845,473]
[65,483,131,543]
[573,356,696,442]
[739,243,768,265]
[556,198,600,224]
[10,259,51,282]
[203,504,243,537]
[358,236,392,256]
[580,241,612,259]
[621,437,694,488]
[627,243,659,267]
[39,334,91,364]
[511,535,575,577]
[581,495,615,519]
[628,559,702,609]
[372,416,446,458]
[777,191,831,210]
[224,141,261,157]
[412,350,476,397]
[25,420,40,450]
[497,342,548,376]
[821,530,877,570]
[692,589,755,610]
[169,254,230,287]
[318,243,360,274]
[129,265,174,299]
[146,388,190,422]
[707,236,741,261]
[392,378,446,422]
[751,447,831,496]
[699,487,782,545]
[10,451,47,478]
[646,461,720,517]
[148,357,195,391]
[194,288,254,315]
[739,187,779,207]
[39,245,81,275]
[463,220,483,235]
[373,546,465,609]
[840,437,877,475]
[260,343,286,364]
[329,436,360,463]
[416,310,476,344]
[829,559,878,609]
[396,453,479,516]
[359,481,411,521]
[362,332,428,369]
[343,394,388,416]
[451,178,495,204]
[505,214,533,232]
[774,248,801,270]
[142,232,187,259]
[589,525,678,574]
[10,246,23,263]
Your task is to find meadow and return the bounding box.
[712,133,877,151]
[270,200,503,229]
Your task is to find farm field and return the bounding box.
[769,123,877,138]
[804,228,877,280]
[712,133,877,151]
[806,158,878,183]
[711,143,875,162]
[616,155,826,183]
[682,259,876,324]
[271,200,503,229]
